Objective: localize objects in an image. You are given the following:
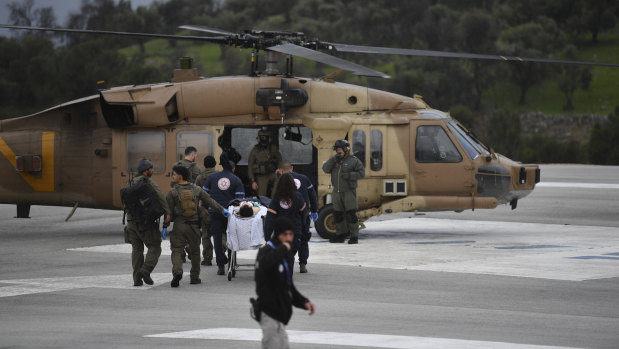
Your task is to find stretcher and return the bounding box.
[225,198,268,281]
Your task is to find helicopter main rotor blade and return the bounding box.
[268,43,389,78]
[328,43,619,68]
[0,24,229,44]
[178,25,236,36]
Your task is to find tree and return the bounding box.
[556,45,592,111]
[497,18,566,105]
[456,9,498,110]
[7,0,57,37]
[589,107,619,164]
[581,0,618,44]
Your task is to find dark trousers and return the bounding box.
[287,235,302,276]
[210,212,229,267]
[297,214,311,264]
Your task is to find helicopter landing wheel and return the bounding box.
[316,204,337,240]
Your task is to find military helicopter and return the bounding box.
[1,24,616,238]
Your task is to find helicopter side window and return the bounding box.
[352,130,366,168]
[231,128,259,165]
[176,131,215,161]
[415,126,462,163]
[370,129,383,171]
[279,126,313,164]
[127,131,165,173]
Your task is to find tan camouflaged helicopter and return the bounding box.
[1,24,616,238]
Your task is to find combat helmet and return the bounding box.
[333,139,350,153]
[257,129,272,145]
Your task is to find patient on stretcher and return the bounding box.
[236,201,261,218]
[227,201,267,251]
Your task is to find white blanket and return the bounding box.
[226,205,267,251]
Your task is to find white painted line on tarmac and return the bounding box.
[146,327,578,349]
[537,181,619,189]
[0,273,168,298]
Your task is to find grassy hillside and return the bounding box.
[484,32,619,115]
[119,39,224,77]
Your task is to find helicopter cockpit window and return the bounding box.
[415,126,462,163]
[370,129,383,171]
[278,126,313,164]
[447,121,485,157]
[447,122,481,160]
[176,131,215,162]
[127,131,165,173]
[352,130,366,168]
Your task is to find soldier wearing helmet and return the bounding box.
[248,129,282,197]
[321,139,365,244]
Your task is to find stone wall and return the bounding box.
[518,112,609,143]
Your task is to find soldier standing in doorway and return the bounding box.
[249,129,282,197]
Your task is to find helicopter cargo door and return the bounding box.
[410,123,475,196]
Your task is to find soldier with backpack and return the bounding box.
[121,158,170,287]
[164,165,230,287]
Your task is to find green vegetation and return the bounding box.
[1,0,618,164]
[485,32,619,114]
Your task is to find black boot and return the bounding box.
[139,271,154,285]
[171,272,182,287]
[217,266,225,275]
[348,237,358,244]
[299,263,308,273]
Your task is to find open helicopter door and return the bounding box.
[409,121,476,197]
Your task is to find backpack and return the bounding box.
[121,177,166,226]
[178,187,198,217]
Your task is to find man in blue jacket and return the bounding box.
[254,216,315,348]
[203,152,243,275]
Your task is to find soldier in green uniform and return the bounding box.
[164,165,230,287]
[173,146,203,262]
[194,155,221,266]
[123,158,170,286]
[321,139,365,244]
[248,129,282,197]
[174,146,202,183]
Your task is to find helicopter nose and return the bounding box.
[475,161,540,208]
[504,163,540,209]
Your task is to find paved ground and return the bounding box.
[0,164,617,348]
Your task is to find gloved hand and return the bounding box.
[222,209,231,217]
[310,212,318,222]
[161,227,167,240]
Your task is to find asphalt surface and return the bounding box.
[0,164,617,348]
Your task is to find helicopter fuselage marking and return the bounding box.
[0,131,55,192]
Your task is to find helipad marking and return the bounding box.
[0,273,168,298]
[568,256,619,260]
[146,327,579,349]
[67,218,619,281]
[537,182,619,189]
[495,245,568,250]
[407,240,475,245]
